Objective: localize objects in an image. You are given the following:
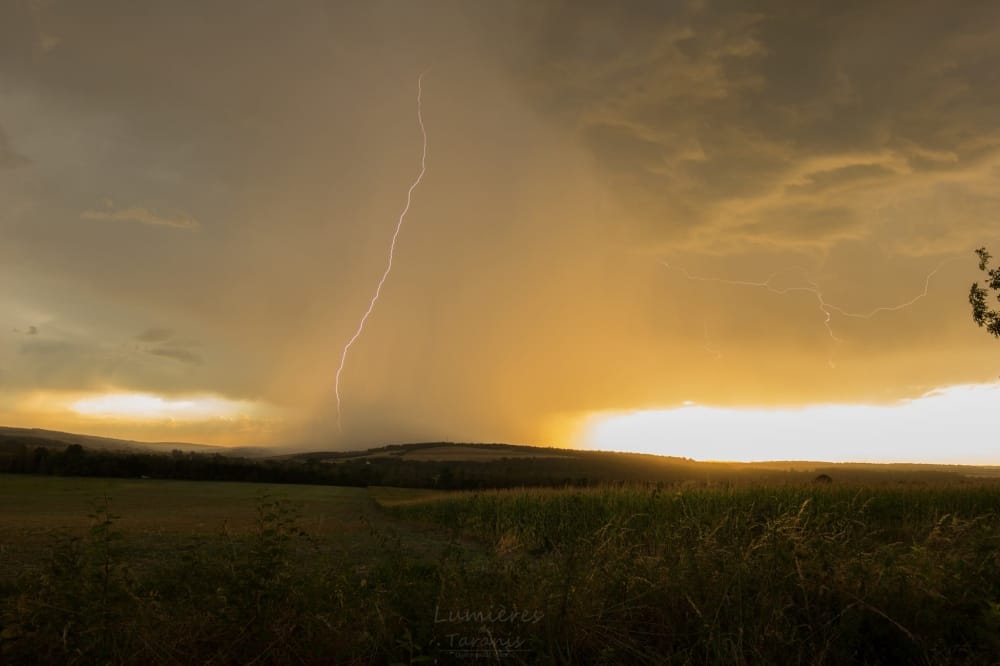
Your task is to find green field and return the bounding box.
[0,475,375,533]
[2,475,999,664]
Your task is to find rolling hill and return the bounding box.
[3,427,998,486]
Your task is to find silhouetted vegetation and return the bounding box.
[0,439,381,487]
[0,436,987,491]
[970,246,1000,338]
[2,478,999,664]
[390,484,1000,664]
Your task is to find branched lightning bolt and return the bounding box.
[335,71,429,432]
[823,265,946,319]
[659,259,949,346]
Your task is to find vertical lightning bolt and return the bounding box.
[335,71,429,433]
[659,259,949,346]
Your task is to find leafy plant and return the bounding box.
[969,246,1000,337]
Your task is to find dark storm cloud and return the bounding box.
[506,0,1000,253]
[81,205,200,230]
[735,205,863,246]
[15,338,110,390]
[0,125,29,169]
[148,347,203,366]
[136,328,174,343]
[6,323,219,395]
[18,338,71,356]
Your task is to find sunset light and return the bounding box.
[581,383,1000,465]
[70,393,255,421]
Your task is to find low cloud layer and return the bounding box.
[148,347,203,366]
[81,204,200,230]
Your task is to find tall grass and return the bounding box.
[392,484,1000,664]
[1,483,998,664]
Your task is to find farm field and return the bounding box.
[1,474,999,664]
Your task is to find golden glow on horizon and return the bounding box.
[0,391,284,446]
[579,383,1000,465]
[70,393,254,421]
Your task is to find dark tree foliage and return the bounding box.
[0,442,602,490]
[0,439,966,489]
[969,247,1000,338]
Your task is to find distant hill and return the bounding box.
[3,427,998,486]
[0,426,273,458]
[274,441,590,463]
[278,441,1000,483]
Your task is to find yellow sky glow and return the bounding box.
[70,393,255,421]
[0,390,280,446]
[580,383,1000,465]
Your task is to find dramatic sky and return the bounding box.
[3,1,1000,461]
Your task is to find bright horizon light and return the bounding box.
[579,383,1000,465]
[71,393,255,421]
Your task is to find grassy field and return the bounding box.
[0,475,375,533]
[2,475,999,664]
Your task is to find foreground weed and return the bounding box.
[1,495,134,664]
[2,483,998,664]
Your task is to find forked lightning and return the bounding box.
[335,72,429,432]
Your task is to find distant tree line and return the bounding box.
[0,438,968,489]
[0,441,604,489]
[0,443,367,485]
